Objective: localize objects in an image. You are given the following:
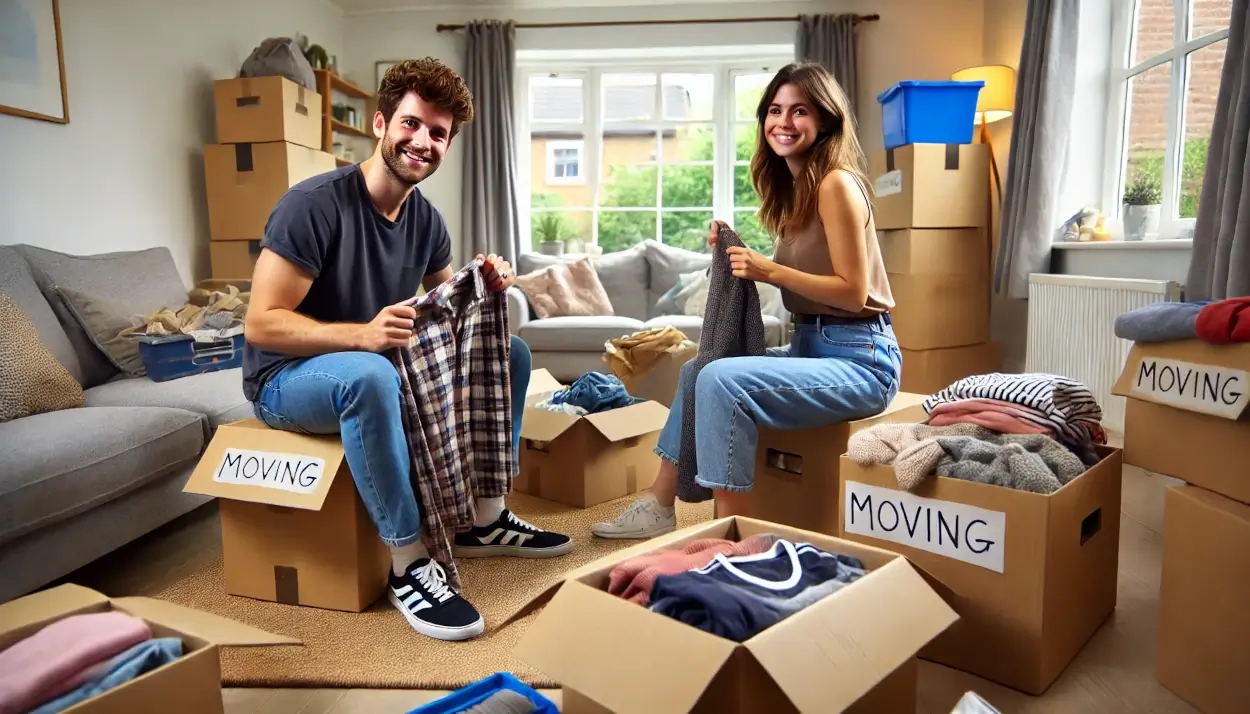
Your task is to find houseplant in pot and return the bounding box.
[1123,176,1162,241]
[534,213,566,256]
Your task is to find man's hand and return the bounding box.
[478,253,515,292]
[727,245,776,283]
[357,300,417,352]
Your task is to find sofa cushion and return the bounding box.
[0,295,84,423]
[518,245,650,320]
[15,245,190,388]
[83,368,251,430]
[513,256,615,319]
[643,314,785,347]
[519,316,647,352]
[0,246,84,385]
[0,406,208,546]
[644,241,713,318]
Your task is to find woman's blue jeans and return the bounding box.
[655,315,902,493]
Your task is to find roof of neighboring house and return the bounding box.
[531,81,691,124]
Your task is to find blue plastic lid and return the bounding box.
[876,79,986,104]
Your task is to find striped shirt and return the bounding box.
[390,258,514,586]
[922,373,1106,445]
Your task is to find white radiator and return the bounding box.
[1026,274,1183,435]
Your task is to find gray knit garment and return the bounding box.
[676,226,767,503]
[460,689,537,714]
[895,429,1088,494]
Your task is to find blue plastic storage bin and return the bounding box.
[406,673,558,714]
[138,333,244,383]
[876,80,985,150]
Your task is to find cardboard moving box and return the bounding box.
[882,228,991,350]
[209,239,260,279]
[0,584,296,714]
[214,76,322,150]
[901,342,1001,395]
[1157,485,1250,713]
[516,369,669,508]
[870,143,989,230]
[508,516,959,714]
[1112,339,1250,504]
[749,391,928,535]
[184,419,391,613]
[837,447,1123,695]
[204,141,337,241]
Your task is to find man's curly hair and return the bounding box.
[376,58,474,137]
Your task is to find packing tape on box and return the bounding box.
[625,466,637,493]
[527,466,541,496]
[295,85,309,116]
[884,144,962,172]
[274,565,300,605]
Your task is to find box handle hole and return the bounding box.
[765,448,804,475]
[1080,507,1102,545]
[525,438,549,453]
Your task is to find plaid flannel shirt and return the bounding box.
[389,258,514,586]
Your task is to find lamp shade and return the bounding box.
[952,64,1016,124]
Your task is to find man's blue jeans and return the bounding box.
[655,316,901,493]
[252,335,532,547]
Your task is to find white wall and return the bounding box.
[342,0,986,265]
[0,0,344,285]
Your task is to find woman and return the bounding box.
[592,61,901,539]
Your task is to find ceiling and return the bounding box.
[332,0,804,13]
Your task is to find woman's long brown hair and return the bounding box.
[749,62,870,241]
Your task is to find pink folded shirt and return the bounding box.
[608,534,779,606]
[0,611,151,714]
[925,398,1055,435]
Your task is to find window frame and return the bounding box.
[545,139,585,185]
[516,56,792,253]
[1103,0,1230,239]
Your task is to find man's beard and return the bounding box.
[380,135,439,185]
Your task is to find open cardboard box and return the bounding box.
[0,584,297,714]
[516,369,670,507]
[1111,339,1250,504]
[506,516,959,714]
[184,419,391,613]
[837,446,1123,695]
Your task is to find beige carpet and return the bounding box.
[149,493,713,689]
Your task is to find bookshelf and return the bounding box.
[314,69,376,167]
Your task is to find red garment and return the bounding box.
[1196,297,1250,344]
[607,534,778,606]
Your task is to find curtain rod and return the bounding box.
[436,13,879,33]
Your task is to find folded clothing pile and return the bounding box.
[0,612,183,714]
[848,372,1106,494]
[534,371,643,417]
[120,284,249,344]
[608,535,867,643]
[602,325,695,382]
[1115,296,1250,344]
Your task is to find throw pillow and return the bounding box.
[0,294,84,424]
[514,257,615,319]
[57,286,158,377]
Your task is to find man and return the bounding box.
[242,58,572,642]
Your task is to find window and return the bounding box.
[519,58,789,254]
[1106,0,1230,236]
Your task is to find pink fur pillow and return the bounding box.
[514,257,615,319]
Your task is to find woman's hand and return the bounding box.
[726,245,776,283]
[706,219,727,248]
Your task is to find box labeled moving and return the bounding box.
[870,143,989,230]
[184,419,391,613]
[0,584,296,714]
[837,448,1123,695]
[516,369,669,508]
[508,516,959,714]
[214,76,322,150]
[881,228,990,350]
[204,141,337,241]
[1111,339,1250,504]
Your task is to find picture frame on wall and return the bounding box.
[0,0,70,124]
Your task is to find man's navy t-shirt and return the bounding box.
[241,164,452,401]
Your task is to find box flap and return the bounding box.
[112,597,301,647]
[527,368,565,396]
[583,400,669,441]
[1111,340,1250,420]
[515,582,736,714]
[0,584,109,634]
[519,407,582,442]
[745,558,958,713]
[182,419,346,510]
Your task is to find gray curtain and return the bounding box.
[994,0,1081,299]
[795,14,859,115]
[1185,0,1249,300]
[461,20,521,263]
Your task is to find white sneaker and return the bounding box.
[591,495,677,540]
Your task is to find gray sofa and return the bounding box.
[0,244,252,603]
[507,240,787,382]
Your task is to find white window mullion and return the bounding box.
[1103,0,1138,216]
[516,71,533,251]
[655,73,664,243]
[588,68,603,247]
[1161,0,1187,227]
[715,68,733,228]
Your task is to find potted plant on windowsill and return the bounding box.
[535,213,566,256]
[1123,176,1162,241]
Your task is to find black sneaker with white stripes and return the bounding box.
[388,558,484,641]
[453,508,574,558]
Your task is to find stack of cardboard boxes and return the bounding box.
[205,76,337,279]
[870,143,1002,394]
[1111,339,1250,712]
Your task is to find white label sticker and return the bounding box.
[1129,356,1249,419]
[843,481,1006,573]
[874,170,903,197]
[212,447,326,495]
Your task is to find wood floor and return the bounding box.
[68,456,1196,714]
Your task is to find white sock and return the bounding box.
[390,541,429,577]
[474,496,506,527]
[644,492,676,515]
